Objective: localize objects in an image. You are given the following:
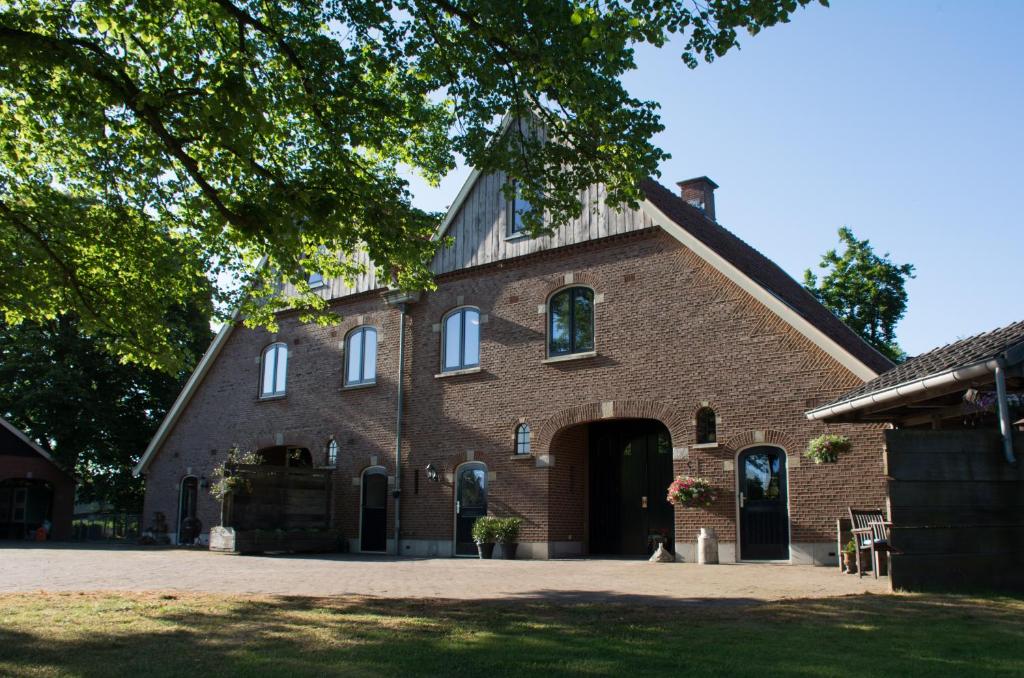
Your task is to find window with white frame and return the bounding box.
[548,286,595,356]
[508,181,532,236]
[442,307,480,371]
[260,342,288,397]
[327,439,339,466]
[345,326,377,386]
[515,423,531,455]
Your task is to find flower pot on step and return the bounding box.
[477,542,495,559]
[501,543,518,560]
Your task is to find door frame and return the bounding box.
[176,475,198,545]
[359,465,388,553]
[733,444,792,563]
[452,461,487,557]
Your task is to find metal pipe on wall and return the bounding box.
[994,358,1017,466]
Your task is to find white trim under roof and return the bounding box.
[639,198,880,382]
[0,415,62,468]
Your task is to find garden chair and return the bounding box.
[848,508,892,579]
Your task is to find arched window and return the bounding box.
[260,342,288,397]
[515,423,531,455]
[696,407,717,444]
[443,307,480,371]
[548,287,594,356]
[345,326,377,386]
[326,439,339,466]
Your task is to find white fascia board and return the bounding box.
[132,319,235,476]
[640,199,879,382]
[805,359,997,421]
[0,415,61,467]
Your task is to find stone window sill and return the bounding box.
[509,454,533,460]
[256,394,287,403]
[435,366,482,379]
[504,232,531,242]
[342,381,377,391]
[543,351,597,365]
[692,442,719,450]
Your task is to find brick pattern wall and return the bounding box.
[143,228,887,552]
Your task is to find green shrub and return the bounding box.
[804,434,851,464]
[471,516,497,544]
[494,517,522,544]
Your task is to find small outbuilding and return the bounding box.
[807,320,1024,592]
[0,416,75,540]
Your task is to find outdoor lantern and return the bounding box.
[425,463,439,482]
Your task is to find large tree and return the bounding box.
[803,227,915,363]
[1,0,825,371]
[0,295,213,510]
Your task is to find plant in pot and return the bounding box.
[842,539,858,574]
[494,517,522,560]
[804,434,852,464]
[666,476,717,508]
[472,516,497,559]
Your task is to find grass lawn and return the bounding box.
[1,591,1022,677]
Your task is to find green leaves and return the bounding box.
[804,227,916,363]
[1,0,823,370]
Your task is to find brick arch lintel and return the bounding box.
[535,399,689,454]
[722,429,797,455]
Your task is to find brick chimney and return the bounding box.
[677,176,719,221]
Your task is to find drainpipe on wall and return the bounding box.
[383,289,420,557]
[994,357,1017,466]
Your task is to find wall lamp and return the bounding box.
[424,463,440,482]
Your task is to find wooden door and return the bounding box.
[738,446,790,560]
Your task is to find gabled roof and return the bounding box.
[0,415,70,475]
[639,179,893,379]
[806,319,1024,421]
[135,173,892,475]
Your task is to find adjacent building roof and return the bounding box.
[0,415,69,473]
[806,319,1024,422]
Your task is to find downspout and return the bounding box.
[994,357,1017,466]
[393,302,407,555]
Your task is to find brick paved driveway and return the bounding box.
[0,544,888,604]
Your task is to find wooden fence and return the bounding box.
[886,429,1024,592]
[225,465,332,531]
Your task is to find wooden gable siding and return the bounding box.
[277,247,382,300]
[277,175,654,300]
[431,173,654,275]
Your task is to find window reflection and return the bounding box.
[744,453,781,501]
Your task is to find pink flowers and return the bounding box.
[667,475,717,508]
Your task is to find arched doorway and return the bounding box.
[737,446,790,560]
[0,479,54,539]
[177,476,199,544]
[588,419,674,556]
[360,466,388,552]
[453,461,487,556]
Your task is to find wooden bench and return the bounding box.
[849,508,892,579]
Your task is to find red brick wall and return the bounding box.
[143,228,886,554]
[0,455,75,540]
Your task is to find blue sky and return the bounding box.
[405,1,1022,357]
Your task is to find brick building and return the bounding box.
[135,173,892,564]
[1,416,75,540]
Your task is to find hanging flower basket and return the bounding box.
[667,476,717,508]
[804,434,851,464]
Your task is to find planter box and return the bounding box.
[209,526,341,555]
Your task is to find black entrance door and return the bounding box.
[589,421,674,556]
[738,446,790,560]
[360,469,388,552]
[178,477,198,543]
[454,463,487,556]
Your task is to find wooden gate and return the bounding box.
[886,429,1024,592]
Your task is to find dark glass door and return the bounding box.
[454,463,487,556]
[589,421,674,556]
[738,446,789,560]
[361,469,388,552]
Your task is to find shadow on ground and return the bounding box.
[1,590,1022,677]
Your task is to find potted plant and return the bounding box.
[494,517,522,560]
[842,539,858,574]
[804,434,851,464]
[666,476,717,508]
[472,516,497,559]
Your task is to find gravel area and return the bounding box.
[0,544,889,604]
